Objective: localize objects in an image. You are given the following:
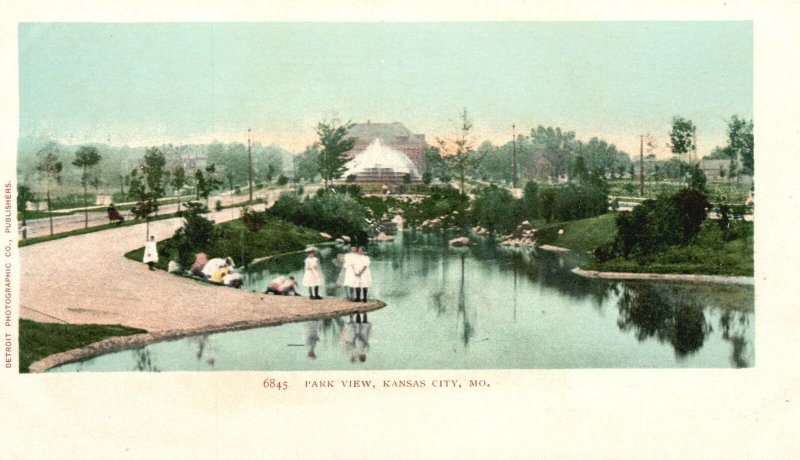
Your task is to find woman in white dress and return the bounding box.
[342,246,359,300]
[143,235,159,271]
[355,246,372,303]
[302,247,324,299]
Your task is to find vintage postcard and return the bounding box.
[1,0,797,458]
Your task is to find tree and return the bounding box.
[437,108,479,195]
[572,155,589,183]
[17,184,35,236]
[195,163,223,207]
[130,147,166,237]
[530,125,577,180]
[295,145,320,182]
[315,118,355,190]
[726,115,754,176]
[424,146,448,182]
[72,146,102,228]
[171,165,187,213]
[669,116,695,156]
[34,142,63,235]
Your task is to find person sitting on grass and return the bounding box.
[202,256,234,278]
[265,276,300,296]
[209,265,230,284]
[190,252,209,278]
[222,271,242,289]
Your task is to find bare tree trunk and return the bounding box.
[83,167,89,229]
[47,189,53,236]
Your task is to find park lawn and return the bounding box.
[585,221,753,277]
[125,216,325,270]
[534,213,618,253]
[18,319,146,373]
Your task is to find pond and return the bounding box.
[50,231,754,372]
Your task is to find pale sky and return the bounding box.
[19,22,752,157]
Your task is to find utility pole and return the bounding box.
[639,134,644,197]
[691,125,697,165]
[248,128,254,201]
[512,124,518,188]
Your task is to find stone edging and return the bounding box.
[571,268,754,286]
[28,300,386,373]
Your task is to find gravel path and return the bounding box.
[20,195,382,335]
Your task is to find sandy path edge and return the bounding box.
[571,267,754,286]
[28,300,386,373]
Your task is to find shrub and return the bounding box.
[215,200,222,211]
[277,175,289,186]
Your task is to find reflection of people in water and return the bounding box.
[353,316,371,363]
[305,321,320,359]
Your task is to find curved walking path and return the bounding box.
[20,194,384,372]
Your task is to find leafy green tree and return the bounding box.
[34,142,63,235]
[72,145,102,228]
[17,184,35,233]
[471,185,521,234]
[170,165,187,213]
[424,146,448,182]
[195,163,223,207]
[530,125,577,180]
[316,118,355,189]
[295,145,320,182]
[520,180,539,220]
[688,165,707,192]
[571,155,589,183]
[726,115,754,176]
[669,116,695,156]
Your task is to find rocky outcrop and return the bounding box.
[370,232,395,242]
[449,237,470,247]
[500,221,537,247]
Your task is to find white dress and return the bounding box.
[202,258,226,278]
[355,254,372,288]
[302,256,323,287]
[343,252,359,287]
[143,241,159,263]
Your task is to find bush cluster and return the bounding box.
[538,184,609,223]
[268,191,369,244]
[609,188,710,258]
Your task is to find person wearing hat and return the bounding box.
[302,247,324,299]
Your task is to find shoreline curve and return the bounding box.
[29,299,386,373]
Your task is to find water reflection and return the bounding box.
[616,283,711,358]
[50,230,754,371]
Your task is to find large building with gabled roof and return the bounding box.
[345,121,427,176]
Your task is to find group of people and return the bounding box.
[188,253,242,288]
[301,246,373,302]
[142,235,374,301]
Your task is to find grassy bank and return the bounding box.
[585,221,753,276]
[19,319,146,373]
[534,213,618,253]
[532,212,753,277]
[125,217,325,270]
